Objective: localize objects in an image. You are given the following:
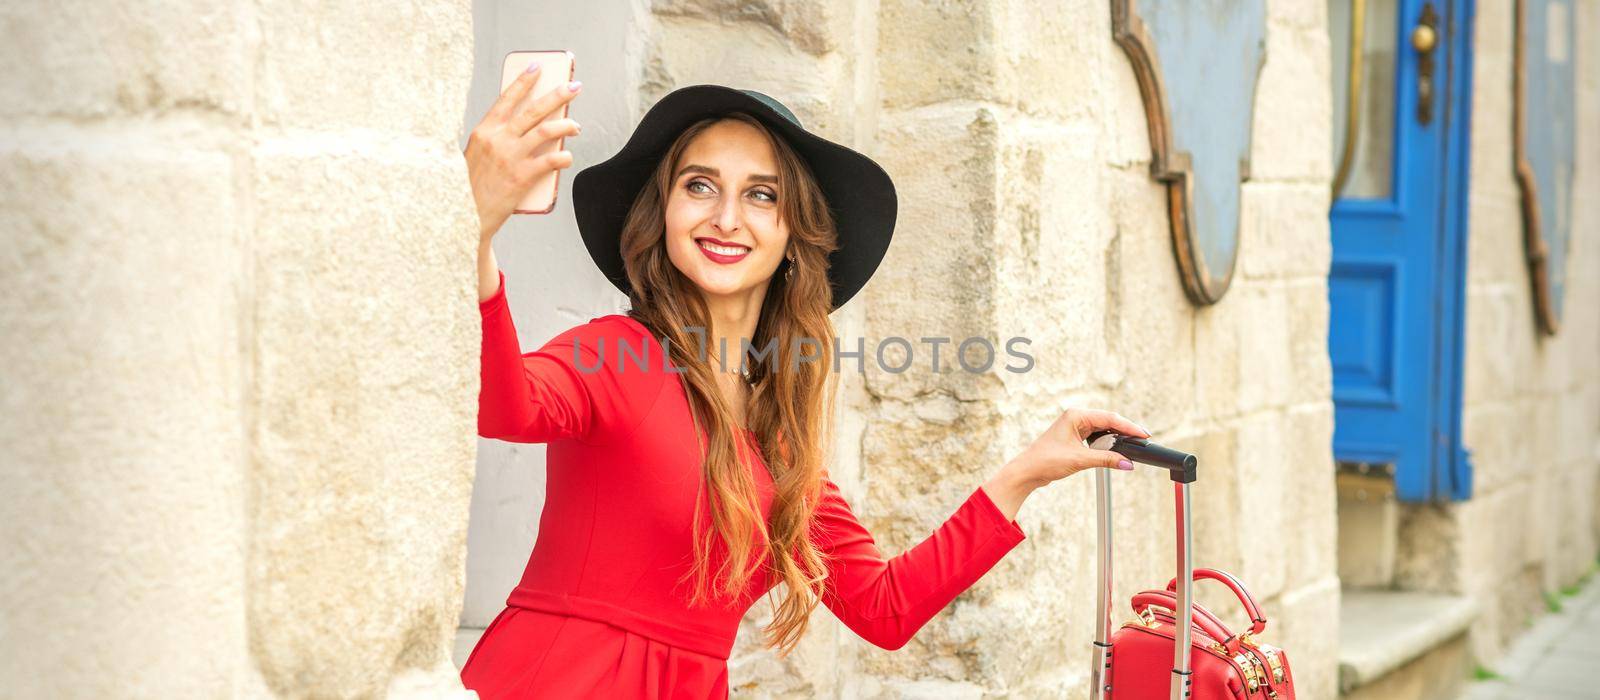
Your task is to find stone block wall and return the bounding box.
[10,0,1592,695]
[639,0,1342,696]
[0,1,481,697]
[1446,0,1600,665]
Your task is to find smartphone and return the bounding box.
[499,50,576,215]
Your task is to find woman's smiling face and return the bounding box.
[663,119,789,305]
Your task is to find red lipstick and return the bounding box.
[694,237,751,264]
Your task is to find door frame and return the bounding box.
[1432,0,1475,501]
[1327,0,1476,502]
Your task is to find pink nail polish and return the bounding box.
[567,80,583,93]
[1117,460,1134,471]
[525,62,541,74]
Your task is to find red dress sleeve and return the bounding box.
[477,269,664,445]
[810,476,1027,650]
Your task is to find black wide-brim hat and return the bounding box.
[571,85,897,311]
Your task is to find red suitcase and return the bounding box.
[1087,432,1297,699]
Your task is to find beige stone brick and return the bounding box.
[1461,403,1519,494]
[1265,576,1340,700]
[1468,566,1545,664]
[1238,181,1333,282]
[973,587,1091,695]
[255,0,473,139]
[1285,404,1338,589]
[1191,287,1325,422]
[0,144,250,697]
[1270,0,1330,31]
[849,407,1022,685]
[1287,280,1334,407]
[878,0,999,109]
[860,408,1008,535]
[1465,195,1527,286]
[865,105,1003,401]
[1337,471,1399,587]
[1185,428,1248,584]
[1465,0,1526,291]
[1237,285,1296,415]
[1558,390,1600,465]
[1462,288,1519,405]
[0,1,249,119]
[248,147,478,695]
[1457,484,1538,600]
[1103,169,1199,431]
[1231,412,1292,600]
[730,592,837,696]
[992,117,1121,397]
[991,0,1107,121]
[1194,296,1245,420]
[1394,501,1463,593]
[644,15,851,140]
[1566,463,1600,573]
[1102,50,1156,169]
[1552,465,1600,581]
[1530,475,1564,584]
[1250,20,1332,182]
[652,0,848,56]
[1116,465,1190,604]
[1526,336,1573,399]
[1530,393,1566,467]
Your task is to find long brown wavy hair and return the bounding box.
[618,112,840,656]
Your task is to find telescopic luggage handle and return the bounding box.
[1087,431,1200,700]
[1087,430,1197,483]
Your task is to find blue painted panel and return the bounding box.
[1329,261,1399,406]
[1525,0,1576,321]
[1139,0,1267,292]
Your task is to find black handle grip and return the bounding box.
[1087,430,1198,483]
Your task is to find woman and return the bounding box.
[459,70,1148,698]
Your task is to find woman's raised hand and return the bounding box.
[464,64,584,244]
[982,408,1150,522]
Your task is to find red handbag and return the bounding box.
[1086,433,1297,700]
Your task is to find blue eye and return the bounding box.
[687,179,712,194]
[751,189,776,203]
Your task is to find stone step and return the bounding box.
[1339,589,1480,700]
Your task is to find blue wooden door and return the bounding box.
[1328,0,1474,501]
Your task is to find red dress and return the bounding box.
[461,270,1028,698]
